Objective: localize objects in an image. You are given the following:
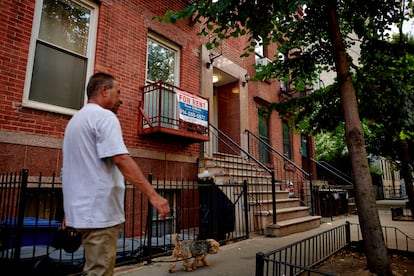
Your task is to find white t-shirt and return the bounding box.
[62,103,129,228]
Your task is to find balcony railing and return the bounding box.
[139,81,209,142]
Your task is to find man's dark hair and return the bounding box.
[87,72,116,98]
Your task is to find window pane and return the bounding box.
[282,121,292,159]
[29,42,87,110]
[147,39,176,84]
[301,135,309,158]
[258,113,270,164]
[39,0,90,56]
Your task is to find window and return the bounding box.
[301,134,309,158]
[145,34,180,129]
[282,121,292,159]
[146,33,180,85]
[23,0,98,115]
[258,111,270,164]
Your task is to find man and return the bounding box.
[62,72,170,275]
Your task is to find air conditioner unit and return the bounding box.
[255,57,272,72]
[280,80,289,93]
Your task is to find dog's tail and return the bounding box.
[172,233,180,247]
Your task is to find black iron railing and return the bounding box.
[245,129,314,214]
[0,169,248,274]
[256,223,348,276]
[256,221,414,276]
[311,159,353,188]
[139,81,209,142]
[349,222,414,253]
[206,125,278,227]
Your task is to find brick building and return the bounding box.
[0,0,313,178]
[0,0,321,244]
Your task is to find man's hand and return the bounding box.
[149,194,170,219]
[62,215,67,230]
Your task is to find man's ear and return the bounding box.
[100,86,109,97]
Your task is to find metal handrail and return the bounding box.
[310,158,353,187]
[211,125,272,175]
[245,129,310,176]
[317,160,351,181]
[245,129,314,215]
[209,124,279,224]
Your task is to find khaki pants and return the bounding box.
[78,225,119,276]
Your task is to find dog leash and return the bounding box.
[150,256,194,263]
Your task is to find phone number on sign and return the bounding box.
[181,110,207,120]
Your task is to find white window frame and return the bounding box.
[145,33,180,129]
[146,32,180,86]
[23,0,98,115]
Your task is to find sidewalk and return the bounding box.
[114,201,413,276]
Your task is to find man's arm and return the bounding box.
[112,154,170,219]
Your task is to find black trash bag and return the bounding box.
[53,227,82,253]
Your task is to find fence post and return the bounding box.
[255,252,265,276]
[14,168,29,261]
[146,173,153,263]
[243,180,249,239]
[345,221,351,247]
[309,173,314,215]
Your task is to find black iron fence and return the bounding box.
[256,221,414,276]
[245,129,314,214]
[206,125,279,230]
[0,169,248,275]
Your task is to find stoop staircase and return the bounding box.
[199,152,321,237]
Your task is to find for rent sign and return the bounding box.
[176,89,208,127]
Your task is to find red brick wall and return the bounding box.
[0,0,202,175]
[0,1,69,138]
[0,0,312,176]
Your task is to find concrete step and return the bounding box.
[248,190,289,201]
[250,198,301,209]
[198,154,319,237]
[256,206,311,221]
[211,174,273,185]
[254,206,312,231]
[264,215,322,237]
[199,163,272,184]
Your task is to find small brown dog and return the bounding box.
[169,234,220,272]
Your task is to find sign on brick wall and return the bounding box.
[176,89,208,127]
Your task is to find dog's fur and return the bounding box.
[169,234,220,272]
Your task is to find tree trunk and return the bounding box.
[326,1,392,275]
[400,140,414,218]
